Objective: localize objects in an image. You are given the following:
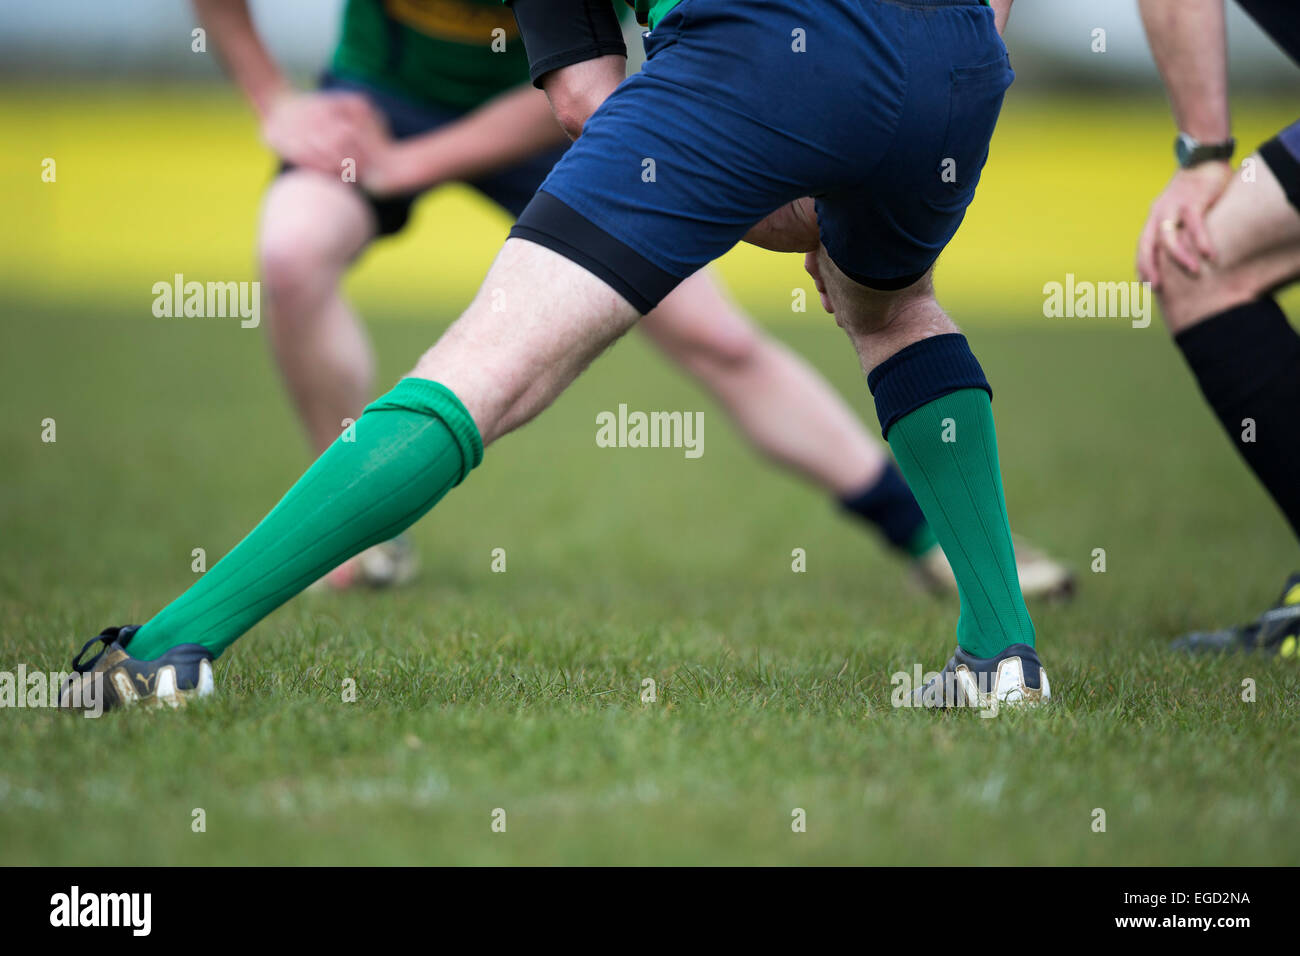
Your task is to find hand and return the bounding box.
[261,90,386,176]
[540,54,626,139]
[344,102,421,198]
[744,198,820,253]
[804,251,834,314]
[1137,161,1232,288]
[359,138,426,198]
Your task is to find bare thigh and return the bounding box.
[411,238,641,446]
[639,269,759,367]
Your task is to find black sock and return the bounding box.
[839,461,936,557]
[1175,298,1300,538]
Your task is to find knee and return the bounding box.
[260,234,320,311]
[831,283,938,342]
[655,310,763,373]
[833,299,901,340]
[1156,247,1261,334]
[816,248,937,340]
[689,314,762,370]
[258,225,350,319]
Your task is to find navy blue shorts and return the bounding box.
[511,0,1013,313]
[1237,0,1300,211]
[280,73,569,237]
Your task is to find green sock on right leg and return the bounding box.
[127,377,483,661]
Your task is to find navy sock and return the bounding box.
[1175,298,1300,539]
[839,462,936,557]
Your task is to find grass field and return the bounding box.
[3,300,1299,865]
[2,87,1300,865]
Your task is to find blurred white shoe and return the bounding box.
[309,536,419,593]
[910,535,1075,601]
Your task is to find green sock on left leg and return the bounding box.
[127,377,483,661]
[887,389,1035,657]
[867,334,1034,659]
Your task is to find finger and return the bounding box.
[331,123,371,161]
[343,116,387,156]
[804,252,833,313]
[302,136,345,175]
[793,198,820,251]
[325,127,361,164]
[329,93,372,122]
[803,250,821,283]
[1184,208,1217,262]
[1159,222,1200,276]
[1137,218,1160,288]
[793,197,817,228]
[1170,210,1205,273]
[349,101,388,138]
[306,139,341,171]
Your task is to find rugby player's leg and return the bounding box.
[123,237,636,662]
[101,0,1026,676]
[814,254,1035,662]
[259,169,377,455]
[640,269,936,558]
[477,144,916,530]
[790,0,1037,667]
[258,168,422,591]
[127,0,1028,668]
[1159,143,1300,537]
[410,240,639,443]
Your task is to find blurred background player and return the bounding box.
[1137,0,1300,655]
[193,0,1073,598]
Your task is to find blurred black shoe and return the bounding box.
[1172,573,1300,657]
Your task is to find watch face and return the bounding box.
[1175,134,1235,168]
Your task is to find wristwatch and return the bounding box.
[1175,132,1236,169]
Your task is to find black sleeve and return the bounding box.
[507,0,628,87]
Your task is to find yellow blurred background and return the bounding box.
[3,85,1297,324]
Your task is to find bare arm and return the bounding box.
[1138,0,1231,141]
[540,55,627,140]
[364,84,569,196]
[191,0,378,174]
[192,0,288,118]
[506,0,628,139]
[990,0,1013,36]
[1135,0,1233,285]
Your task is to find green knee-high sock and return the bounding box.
[887,388,1034,657]
[127,378,483,661]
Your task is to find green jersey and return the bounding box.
[331,0,532,111]
[329,0,682,113]
[632,1,680,28]
[491,1,679,29]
